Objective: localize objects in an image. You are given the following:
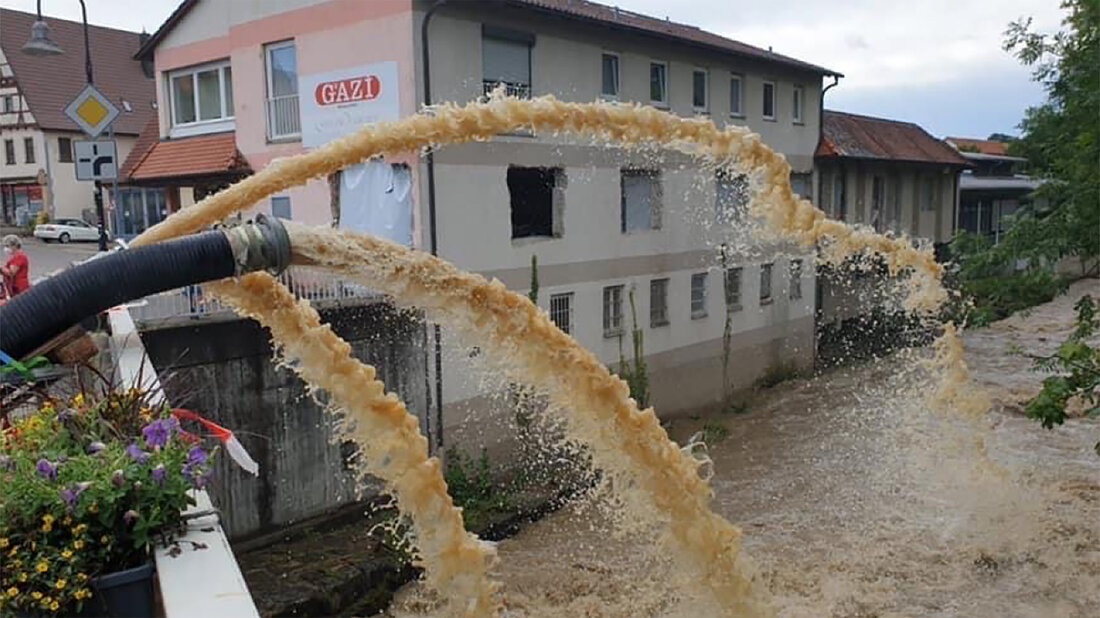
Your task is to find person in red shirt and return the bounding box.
[1,234,31,298]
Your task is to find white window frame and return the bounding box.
[762,81,776,121]
[792,84,804,124]
[692,67,709,113]
[601,52,620,100]
[690,272,708,319]
[649,60,669,107]
[264,40,301,141]
[550,292,574,335]
[603,284,624,337]
[729,73,744,118]
[167,60,235,138]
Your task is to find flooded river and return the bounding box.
[389,279,1100,618]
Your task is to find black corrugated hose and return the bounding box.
[0,216,290,360]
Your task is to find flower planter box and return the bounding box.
[81,561,156,618]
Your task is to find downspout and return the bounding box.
[813,75,840,356]
[422,0,447,453]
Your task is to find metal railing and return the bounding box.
[265,94,301,141]
[129,267,378,327]
[482,80,531,99]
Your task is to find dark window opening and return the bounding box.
[508,166,557,239]
[58,137,73,163]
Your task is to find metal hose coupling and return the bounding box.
[222,214,292,276]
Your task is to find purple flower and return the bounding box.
[36,459,57,481]
[123,510,139,524]
[87,442,106,455]
[125,443,150,464]
[111,469,125,488]
[141,418,178,449]
[191,470,213,490]
[187,447,207,467]
[152,465,166,486]
[58,482,90,511]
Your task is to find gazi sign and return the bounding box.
[300,62,400,148]
[314,75,382,106]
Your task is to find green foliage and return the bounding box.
[444,448,513,531]
[701,421,730,444]
[617,286,650,409]
[755,361,802,390]
[1024,295,1100,439]
[0,391,214,615]
[1003,1,1100,265]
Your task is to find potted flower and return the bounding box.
[0,388,215,617]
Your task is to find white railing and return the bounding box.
[265,94,301,141]
[482,80,531,99]
[129,267,378,326]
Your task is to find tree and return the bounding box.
[1003,0,1100,269]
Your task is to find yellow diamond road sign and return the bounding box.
[64,84,120,138]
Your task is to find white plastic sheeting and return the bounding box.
[339,160,413,246]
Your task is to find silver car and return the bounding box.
[34,219,104,243]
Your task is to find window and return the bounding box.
[649,61,668,106]
[601,53,620,99]
[789,260,803,300]
[621,169,661,232]
[920,176,936,211]
[789,173,812,199]
[265,41,300,140]
[23,138,34,164]
[3,140,13,165]
[692,68,708,111]
[168,61,234,130]
[58,137,73,163]
[833,171,847,220]
[550,292,574,335]
[271,196,292,219]
[715,171,748,224]
[508,167,561,239]
[729,74,743,117]
[792,85,803,123]
[871,175,885,231]
[603,285,623,337]
[724,267,743,311]
[650,278,669,327]
[2,96,12,113]
[762,81,776,120]
[760,263,773,304]
[691,272,708,319]
[482,27,533,98]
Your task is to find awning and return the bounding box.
[127,131,250,183]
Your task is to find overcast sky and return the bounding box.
[2,0,1064,138]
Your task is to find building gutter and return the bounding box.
[816,75,840,160]
[421,0,447,453]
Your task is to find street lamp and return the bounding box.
[22,0,107,251]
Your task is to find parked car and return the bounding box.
[34,219,104,243]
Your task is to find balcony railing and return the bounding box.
[482,80,531,99]
[266,94,301,141]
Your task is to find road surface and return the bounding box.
[18,237,99,281]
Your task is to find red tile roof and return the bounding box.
[944,137,1010,156]
[817,111,968,166]
[0,8,156,135]
[508,0,840,76]
[118,118,160,181]
[128,132,250,181]
[138,0,840,77]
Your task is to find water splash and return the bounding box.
[131,95,987,614]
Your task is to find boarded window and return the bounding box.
[691,272,708,318]
[650,278,669,327]
[603,285,623,336]
[271,196,292,219]
[550,292,573,335]
[508,167,559,239]
[340,161,413,245]
[621,169,661,232]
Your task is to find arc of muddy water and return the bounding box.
[132,95,980,616]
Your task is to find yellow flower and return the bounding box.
[72,393,85,406]
[36,560,49,573]
[50,600,59,611]
[31,591,42,600]
[62,550,73,560]
[73,540,84,550]
[76,573,88,582]
[54,579,66,590]
[7,547,16,557]
[62,517,71,526]
[99,536,109,544]
[17,573,27,583]
[0,537,8,548]
[73,524,87,535]
[88,504,99,514]
[41,522,53,533]
[41,514,55,525]
[5,587,17,598]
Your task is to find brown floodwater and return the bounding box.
[388,279,1100,618]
